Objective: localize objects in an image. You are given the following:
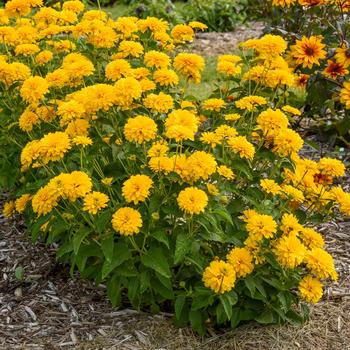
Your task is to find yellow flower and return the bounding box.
[340,81,350,109]
[206,183,219,196]
[15,194,31,213]
[19,109,39,132]
[35,50,53,66]
[300,227,325,249]
[147,140,169,157]
[20,76,49,104]
[318,157,345,177]
[203,260,236,294]
[290,36,326,68]
[72,136,92,147]
[273,128,303,157]
[202,98,225,111]
[245,213,277,240]
[298,275,323,303]
[260,179,281,195]
[83,191,109,214]
[257,108,289,137]
[122,174,153,204]
[153,69,179,87]
[227,136,255,160]
[118,40,144,58]
[272,0,297,7]
[186,151,217,182]
[112,207,142,236]
[189,21,208,31]
[305,248,338,280]
[173,53,205,84]
[15,43,40,56]
[334,45,350,68]
[101,177,113,186]
[225,113,241,121]
[114,77,142,108]
[39,132,71,164]
[171,24,194,42]
[200,132,221,148]
[124,115,157,144]
[144,50,170,68]
[105,59,131,81]
[32,186,59,216]
[227,247,254,278]
[177,187,208,215]
[142,90,174,112]
[274,233,306,268]
[282,105,301,116]
[3,200,15,218]
[217,165,235,180]
[235,95,267,111]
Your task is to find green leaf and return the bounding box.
[102,242,131,279]
[73,227,91,255]
[174,233,191,264]
[107,274,121,307]
[212,208,234,226]
[255,309,275,324]
[152,230,170,249]
[191,295,212,311]
[141,247,171,278]
[189,310,205,335]
[101,234,114,263]
[219,294,233,320]
[175,295,186,320]
[15,266,24,281]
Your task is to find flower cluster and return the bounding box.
[0,0,349,332]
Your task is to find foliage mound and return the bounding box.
[0,0,350,334]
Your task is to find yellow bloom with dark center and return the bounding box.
[203,260,236,294]
[246,213,277,240]
[227,247,254,278]
[260,179,281,195]
[274,233,306,268]
[83,191,109,214]
[202,98,225,111]
[122,174,153,204]
[227,136,255,160]
[15,194,31,213]
[20,76,49,104]
[340,81,350,109]
[144,50,170,69]
[112,207,142,236]
[298,275,323,303]
[323,60,348,79]
[3,200,15,218]
[305,248,338,280]
[177,187,208,215]
[124,115,157,144]
[290,36,326,68]
[334,45,350,68]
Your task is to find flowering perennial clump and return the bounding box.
[0,0,349,334]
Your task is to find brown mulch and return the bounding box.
[189,22,265,56]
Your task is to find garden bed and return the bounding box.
[1,201,349,349]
